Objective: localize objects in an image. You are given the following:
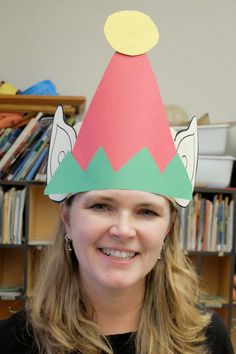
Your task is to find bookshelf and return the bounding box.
[0,186,235,324]
[0,182,59,319]
[0,184,236,349]
[0,94,85,319]
[181,187,236,350]
[0,94,86,115]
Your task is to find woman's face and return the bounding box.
[62,189,171,294]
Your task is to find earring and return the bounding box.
[65,234,73,252]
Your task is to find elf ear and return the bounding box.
[171,117,198,207]
[46,106,78,202]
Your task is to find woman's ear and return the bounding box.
[60,203,71,235]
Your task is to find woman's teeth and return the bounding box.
[100,248,136,260]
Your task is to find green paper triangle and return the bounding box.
[45,147,192,200]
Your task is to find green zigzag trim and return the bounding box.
[45,147,192,199]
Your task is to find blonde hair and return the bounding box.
[27,200,211,354]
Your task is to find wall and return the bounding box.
[1,0,235,123]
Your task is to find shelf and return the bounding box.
[0,292,23,301]
[194,187,236,194]
[0,244,24,249]
[0,180,45,186]
[202,301,229,309]
[184,251,232,257]
[0,94,86,115]
[28,240,52,247]
[0,248,24,291]
[28,185,59,242]
[199,256,231,302]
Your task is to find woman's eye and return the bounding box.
[138,209,158,217]
[89,203,111,211]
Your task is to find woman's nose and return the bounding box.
[109,213,136,239]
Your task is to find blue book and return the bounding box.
[0,128,21,155]
[7,148,34,180]
[17,125,52,180]
[25,148,48,181]
[217,197,224,252]
[7,124,51,180]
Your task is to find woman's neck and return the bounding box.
[82,281,145,335]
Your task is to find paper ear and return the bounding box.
[172,117,198,207]
[46,106,77,202]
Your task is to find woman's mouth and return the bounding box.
[99,248,138,260]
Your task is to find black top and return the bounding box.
[0,310,234,354]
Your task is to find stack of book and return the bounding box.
[178,193,234,252]
[0,113,52,182]
[0,186,26,244]
[0,286,22,299]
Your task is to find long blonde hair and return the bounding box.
[27,200,211,354]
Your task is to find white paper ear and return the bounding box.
[46,106,78,202]
[171,117,198,207]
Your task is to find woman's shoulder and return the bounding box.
[206,311,234,354]
[0,310,37,354]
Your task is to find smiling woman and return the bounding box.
[20,188,230,354]
[0,9,234,354]
[61,190,172,294]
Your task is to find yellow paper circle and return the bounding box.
[104,10,159,56]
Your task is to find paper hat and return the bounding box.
[45,10,198,207]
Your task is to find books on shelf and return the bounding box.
[199,294,226,308]
[178,193,234,253]
[1,121,51,181]
[0,128,22,159]
[0,107,78,182]
[0,286,22,299]
[0,187,26,244]
[0,113,43,174]
[28,240,52,246]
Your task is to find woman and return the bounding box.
[0,189,233,353]
[0,10,234,354]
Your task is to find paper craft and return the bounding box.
[45,11,198,207]
[104,10,159,56]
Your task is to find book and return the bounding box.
[0,286,22,299]
[204,200,213,252]
[4,119,47,180]
[226,199,234,252]
[197,198,206,251]
[25,147,48,181]
[16,144,45,181]
[0,112,42,176]
[200,294,226,308]
[0,128,12,156]
[8,187,17,243]
[28,239,52,246]
[0,128,21,159]
[179,193,233,253]
[6,148,34,181]
[14,188,26,244]
[2,191,10,244]
[210,196,219,252]
[6,121,51,181]
[216,196,223,252]
[34,151,48,181]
